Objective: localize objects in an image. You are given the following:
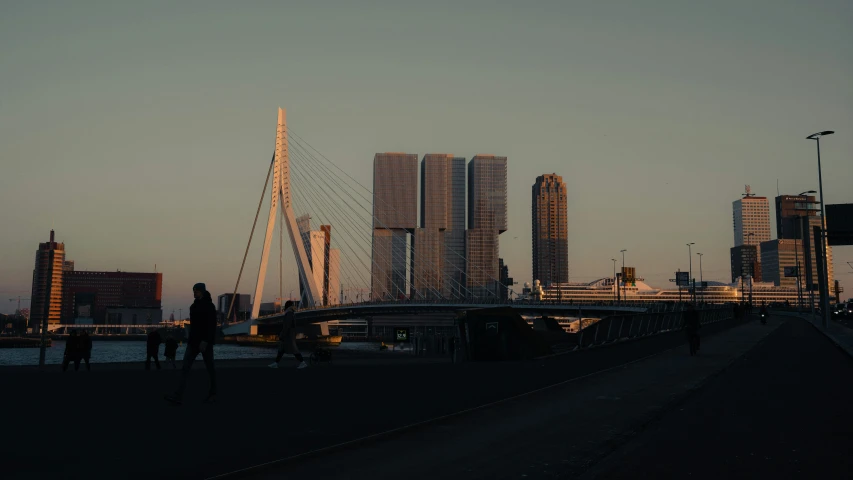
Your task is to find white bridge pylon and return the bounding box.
[251,108,322,319]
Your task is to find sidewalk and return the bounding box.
[775,310,853,358]
[237,317,783,480]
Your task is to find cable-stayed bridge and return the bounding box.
[222,109,648,335]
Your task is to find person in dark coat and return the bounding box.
[146,330,162,370]
[62,330,82,372]
[79,331,92,371]
[163,336,179,369]
[268,301,307,369]
[683,303,701,356]
[165,283,218,405]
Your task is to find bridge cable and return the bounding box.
[225,154,274,324]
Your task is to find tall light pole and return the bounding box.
[686,243,695,302]
[794,190,817,313]
[746,233,756,306]
[611,258,617,302]
[697,253,703,304]
[807,130,834,329]
[620,249,627,303]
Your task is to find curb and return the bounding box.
[776,311,853,360]
[576,318,784,480]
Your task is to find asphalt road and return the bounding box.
[0,314,746,480]
[588,317,853,479]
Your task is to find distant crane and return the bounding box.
[9,296,30,314]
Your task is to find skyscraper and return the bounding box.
[30,230,65,332]
[415,154,466,299]
[733,186,771,249]
[776,194,819,239]
[372,153,418,300]
[296,216,341,307]
[532,173,568,287]
[466,155,507,297]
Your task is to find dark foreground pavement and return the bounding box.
[2,314,749,480]
[584,317,853,479]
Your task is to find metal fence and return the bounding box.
[573,304,734,350]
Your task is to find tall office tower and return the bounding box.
[532,173,568,287]
[414,154,466,299]
[30,230,65,332]
[466,155,507,297]
[730,245,761,283]
[371,153,418,300]
[771,194,834,297]
[776,194,819,239]
[733,186,772,249]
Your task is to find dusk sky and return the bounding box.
[1,0,851,315]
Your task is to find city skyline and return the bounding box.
[1,1,851,315]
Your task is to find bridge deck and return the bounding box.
[4,315,849,480]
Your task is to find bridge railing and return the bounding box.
[573,304,735,350]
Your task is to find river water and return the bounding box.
[0,340,384,366]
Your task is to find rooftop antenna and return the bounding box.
[776,179,780,197]
[742,185,755,198]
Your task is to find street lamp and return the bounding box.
[687,243,695,302]
[620,249,627,303]
[611,258,617,302]
[806,130,834,329]
[792,191,816,313]
[696,253,703,304]
[746,233,756,306]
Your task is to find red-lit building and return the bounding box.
[62,271,162,324]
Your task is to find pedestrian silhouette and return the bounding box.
[165,283,217,405]
[164,336,179,369]
[268,301,307,369]
[80,331,92,371]
[62,330,82,372]
[146,330,162,370]
[683,303,701,356]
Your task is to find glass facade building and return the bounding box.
[466,155,507,298]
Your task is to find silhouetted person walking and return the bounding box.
[684,303,701,356]
[80,331,92,371]
[62,330,82,372]
[164,336,179,369]
[268,301,307,369]
[146,330,162,370]
[165,283,218,405]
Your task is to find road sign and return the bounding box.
[676,271,690,287]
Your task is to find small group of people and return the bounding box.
[146,329,179,370]
[62,330,93,371]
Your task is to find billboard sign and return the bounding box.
[826,204,853,246]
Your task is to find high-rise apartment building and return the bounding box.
[372,153,418,300]
[466,155,507,297]
[296,217,341,306]
[30,230,65,332]
[532,174,568,287]
[733,187,772,249]
[414,154,466,299]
